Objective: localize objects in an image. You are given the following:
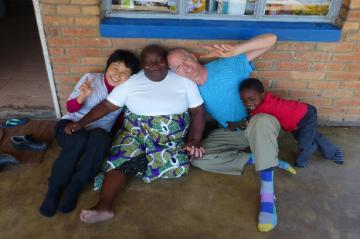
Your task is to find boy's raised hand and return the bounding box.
[78,77,95,103]
[199,43,237,58]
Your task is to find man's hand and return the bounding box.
[183,140,205,160]
[226,120,248,131]
[199,34,277,61]
[78,78,95,104]
[64,122,83,134]
[199,44,237,58]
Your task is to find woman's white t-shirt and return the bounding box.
[107,70,204,116]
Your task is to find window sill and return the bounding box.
[100,17,341,42]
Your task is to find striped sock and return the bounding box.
[331,149,344,164]
[246,154,255,165]
[247,154,296,175]
[278,160,296,175]
[258,168,277,232]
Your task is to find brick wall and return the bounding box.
[40,0,360,125]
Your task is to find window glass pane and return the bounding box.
[112,0,179,14]
[187,0,257,16]
[264,0,331,16]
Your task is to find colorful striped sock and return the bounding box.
[247,154,296,175]
[278,160,296,175]
[246,154,255,165]
[258,168,277,232]
[331,149,344,164]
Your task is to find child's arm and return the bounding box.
[199,34,277,61]
[66,74,95,113]
[66,98,82,113]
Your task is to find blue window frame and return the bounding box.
[100,0,343,42]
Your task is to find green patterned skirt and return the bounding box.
[94,109,191,190]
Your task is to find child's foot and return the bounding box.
[294,161,309,168]
[80,209,114,223]
[39,191,60,217]
[247,154,296,174]
[295,143,317,168]
[58,191,80,213]
[330,149,344,164]
[258,168,277,232]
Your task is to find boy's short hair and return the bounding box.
[239,78,264,93]
[105,49,140,75]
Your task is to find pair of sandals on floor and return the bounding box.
[1,117,48,156]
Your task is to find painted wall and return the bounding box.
[39,0,360,125]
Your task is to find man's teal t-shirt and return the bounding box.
[199,54,254,128]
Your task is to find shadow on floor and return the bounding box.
[0,127,359,239]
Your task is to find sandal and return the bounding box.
[0,118,29,129]
[11,135,48,152]
[0,154,19,169]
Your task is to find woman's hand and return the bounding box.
[199,44,237,58]
[64,122,83,134]
[184,140,205,160]
[78,78,95,104]
[186,105,206,160]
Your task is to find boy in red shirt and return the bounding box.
[239,78,344,167]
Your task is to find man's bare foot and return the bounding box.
[80,209,114,223]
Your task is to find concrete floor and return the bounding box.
[0,127,359,239]
[0,1,54,119]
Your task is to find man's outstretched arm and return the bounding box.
[238,33,277,61]
[200,33,277,61]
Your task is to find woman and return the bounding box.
[65,44,205,223]
[39,49,140,217]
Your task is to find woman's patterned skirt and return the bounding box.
[94,109,191,190]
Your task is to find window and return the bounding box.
[100,0,342,42]
[103,0,343,23]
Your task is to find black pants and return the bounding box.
[292,104,338,166]
[48,119,112,193]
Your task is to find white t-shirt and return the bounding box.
[107,70,204,116]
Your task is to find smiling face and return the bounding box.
[105,61,132,86]
[167,49,202,82]
[141,46,168,82]
[240,88,264,111]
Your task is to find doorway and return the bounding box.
[0,0,55,119]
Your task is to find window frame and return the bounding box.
[102,0,343,23]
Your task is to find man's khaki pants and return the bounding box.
[192,114,281,175]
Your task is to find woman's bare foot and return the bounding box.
[80,209,114,223]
